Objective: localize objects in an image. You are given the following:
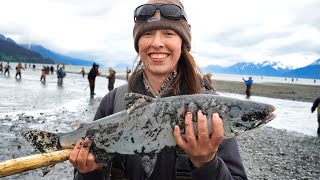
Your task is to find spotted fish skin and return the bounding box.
[22,93,276,164]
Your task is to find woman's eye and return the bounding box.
[164,31,175,36]
[143,31,153,36]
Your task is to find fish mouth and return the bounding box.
[264,113,276,124]
[258,105,276,127]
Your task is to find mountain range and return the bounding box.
[202,60,320,79]
[21,44,95,66]
[0,33,319,79]
[0,33,94,66]
[0,34,54,64]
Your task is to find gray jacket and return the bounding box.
[74,81,247,180]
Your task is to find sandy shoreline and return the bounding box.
[212,79,319,103]
[117,75,319,102]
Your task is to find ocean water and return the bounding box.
[0,63,318,137]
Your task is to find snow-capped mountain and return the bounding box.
[202,60,320,79]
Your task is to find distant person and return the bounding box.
[4,62,11,77]
[15,62,25,79]
[50,65,54,74]
[87,63,100,98]
[311,97,320,135]
[203,72,216,92]
[80,67,85,77]
[106,67,116,91]
[314,79,316,83]
[24,63,27,69]
[291,78,294,82]
[32,64,36,70]
[40,66,46,83]
[46,66,50,74]
[57,67,66,86]
[243,76,253,98]
[0,62,3,74]
[126,67,131,81]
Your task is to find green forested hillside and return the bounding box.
[0,39,54,64]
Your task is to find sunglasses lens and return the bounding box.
[135,5,156,20]
[161,4,181,19]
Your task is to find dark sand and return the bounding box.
[212,79,319,103]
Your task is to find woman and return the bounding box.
[69,0,247,179]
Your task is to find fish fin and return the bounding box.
[124,93,154,114]
[21,130,62,153]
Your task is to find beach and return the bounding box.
[0,73,319,179]
[212,79,319,103]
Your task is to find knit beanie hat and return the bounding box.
[133,0,191,53]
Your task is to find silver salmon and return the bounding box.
[22,93,276,164]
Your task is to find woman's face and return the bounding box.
[138,29,182,78]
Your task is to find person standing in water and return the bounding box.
[106,67,116,91]
[40,66,47,83]
[4,62,11,77]
[243,76,253,98]
[57,67,66,86]
[87,63,100,98]
[80,67,85,77]
[311,97,320,135]
[15,62,24,79]
[69,0,247,179]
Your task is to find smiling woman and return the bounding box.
[70,0,248,179]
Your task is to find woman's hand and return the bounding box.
[69,137,102,173]
[174,110,224,168]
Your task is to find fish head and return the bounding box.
[223,101,276,138]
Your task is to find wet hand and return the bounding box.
[69,137,102,173]
[174,111,224,168]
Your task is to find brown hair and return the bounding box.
[128,44,202,95]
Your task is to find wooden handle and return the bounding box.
[0,149,72,177]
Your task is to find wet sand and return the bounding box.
[212,79,319,102]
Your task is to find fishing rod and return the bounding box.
[237,63,244,79]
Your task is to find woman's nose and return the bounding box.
[151,32,164,49]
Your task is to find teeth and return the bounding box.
[150,54,167,59]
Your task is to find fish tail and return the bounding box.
[21,130,62,153]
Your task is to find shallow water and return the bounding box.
[0,64,318,136]
[0,64,318,179]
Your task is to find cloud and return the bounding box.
[0,0,319,68]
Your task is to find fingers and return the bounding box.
[69,138,84,166]
[184,112,196,146]
[210,113,224,147]
[76,137,92,170]
[173,125,187,150]
[69,137,99,173]
[197,110,209,143]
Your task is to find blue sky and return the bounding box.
[0,0,319,68]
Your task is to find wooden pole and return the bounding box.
[0,149,72,178]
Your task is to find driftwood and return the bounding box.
[0,149,72,177]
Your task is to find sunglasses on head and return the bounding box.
[134,4,188,22]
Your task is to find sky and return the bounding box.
[0,0,319,68]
